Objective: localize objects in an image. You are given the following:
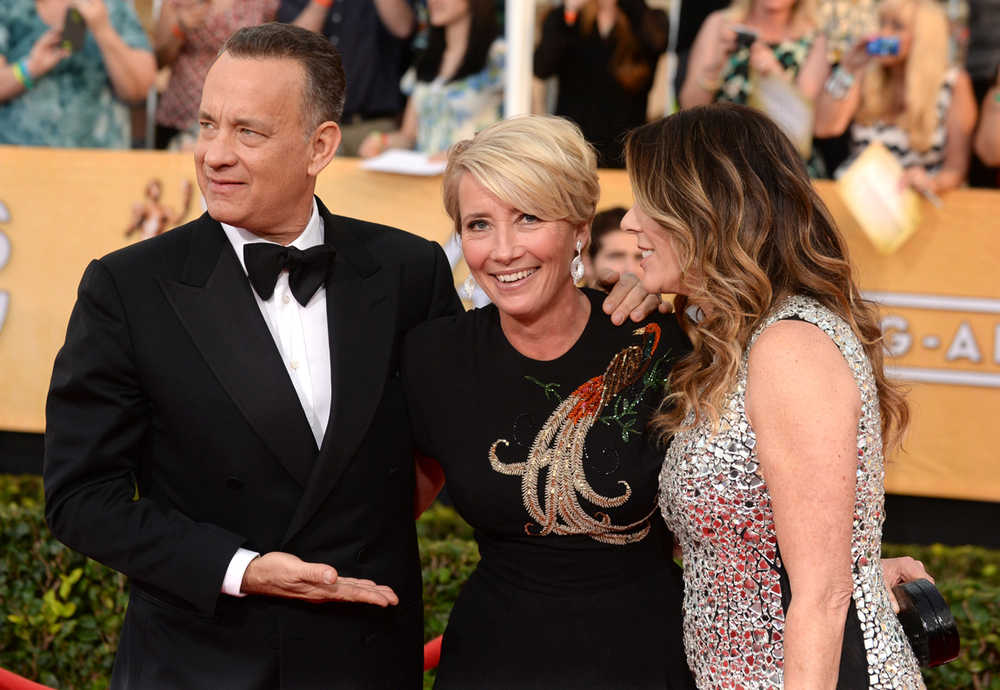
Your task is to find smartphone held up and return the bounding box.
[61,6,87,53]
[732,25,759,51]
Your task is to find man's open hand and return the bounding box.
[241,552,399,607]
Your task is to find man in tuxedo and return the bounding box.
[43,23,459,689]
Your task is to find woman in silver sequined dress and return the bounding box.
[620,103,926,688]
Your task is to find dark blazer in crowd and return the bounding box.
[44,201,461,689]
[277,0,411,122]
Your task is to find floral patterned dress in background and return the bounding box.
[0,0,150,148]
[400,39,505,155]
[715,35,827,178]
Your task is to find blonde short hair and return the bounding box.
[442,115,600,234]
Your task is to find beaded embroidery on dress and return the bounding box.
[491,324,667,545]
[659,295,924,689]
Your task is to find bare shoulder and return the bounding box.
[746,320,859,426]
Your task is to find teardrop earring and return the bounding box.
[570,239,584,283]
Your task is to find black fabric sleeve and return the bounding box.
[533,8,576,79]
[399,241,461,457]
[400,328,438,459]
[426,240,463,320]
[43,260,245,616]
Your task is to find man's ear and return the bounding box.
[307,121,342,176]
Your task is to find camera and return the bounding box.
[866,36,901,56]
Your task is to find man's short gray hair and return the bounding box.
[221,23,346,131]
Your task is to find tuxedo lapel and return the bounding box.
[283,204,398,543]
[160,216,318,487]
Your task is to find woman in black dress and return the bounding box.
[401,116,696,689]
[533,0,668,168]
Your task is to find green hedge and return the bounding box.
[2,475,997,689]
[0,476,128,689]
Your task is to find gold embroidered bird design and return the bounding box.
[490,324,662,545]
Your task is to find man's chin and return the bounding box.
[204,202,244,228]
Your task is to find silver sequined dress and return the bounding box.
[659,295,924,689]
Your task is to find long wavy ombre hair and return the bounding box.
[856,0,950,152]
[625,103,908,451]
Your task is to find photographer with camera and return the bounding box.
[814,0,976,195]
[678,0,830,176]
[0,0,154,148]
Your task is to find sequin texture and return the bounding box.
[659,295,924,688]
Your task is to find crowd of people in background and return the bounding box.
[1,0,999,189]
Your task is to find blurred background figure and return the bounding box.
[679,0,830,176]
[124,177,192,240]
[672,0,729,101]
[814,0,977,196]
[533,0,668,168]
[358,0,504,158]
[965,0,1000,186]
[280,0,416,156]
[973,64,1000,184]
[153,0,278,150]
[0,0,155,148]
[583,206,644,291]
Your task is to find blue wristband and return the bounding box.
[12,58,35,90]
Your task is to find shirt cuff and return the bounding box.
[221,547,260,597]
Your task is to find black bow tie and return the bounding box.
[243,242,335,306]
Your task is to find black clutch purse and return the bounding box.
[892,578,960,667]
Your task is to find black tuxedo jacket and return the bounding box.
[43,199,462,689]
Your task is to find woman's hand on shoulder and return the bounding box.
[599,269,667,325]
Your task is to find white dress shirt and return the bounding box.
[218,200,333,596]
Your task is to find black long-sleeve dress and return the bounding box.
[402,289,695,689]
[534,0,668,168]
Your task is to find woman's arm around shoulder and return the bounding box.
[745,319,860,690]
